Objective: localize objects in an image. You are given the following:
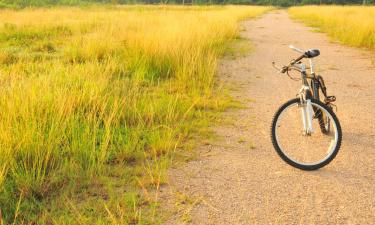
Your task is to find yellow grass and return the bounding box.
[289,6,375,49]
[0,5,271,223]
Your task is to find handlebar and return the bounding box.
[273,45,319,83]
[273,61,305,74]
[273,45,307,74]
[272,62,289,74]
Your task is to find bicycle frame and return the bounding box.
[271,45,342,170]
[273,45,337,135]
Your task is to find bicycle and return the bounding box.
[271,45,342,171]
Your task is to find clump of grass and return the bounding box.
[225,36,253,59]
[289,6,375,49]
[0,5,271,223]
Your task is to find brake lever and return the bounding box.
[273,62,291,74]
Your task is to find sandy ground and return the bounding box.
[161,11,375,224]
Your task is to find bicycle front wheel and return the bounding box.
[271,98,342,170]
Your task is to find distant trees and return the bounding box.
[0,0,374,8]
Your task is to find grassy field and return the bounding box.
[0,5,270,224]
[289,6,375,49]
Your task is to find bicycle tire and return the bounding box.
[271,98,342,170]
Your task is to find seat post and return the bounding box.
[309,59,315,76]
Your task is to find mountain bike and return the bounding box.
[271,45,342,171]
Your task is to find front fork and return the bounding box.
[299,85,314,135]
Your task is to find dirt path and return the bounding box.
[161,11,375,224]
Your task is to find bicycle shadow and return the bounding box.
[304,130,375,184]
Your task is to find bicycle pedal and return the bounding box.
[325,96,336,103]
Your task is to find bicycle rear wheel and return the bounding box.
[271,98,342,170]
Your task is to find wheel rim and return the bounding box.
[274,101,339,166]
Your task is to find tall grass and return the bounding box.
[289,6,375,49]
[0,5,270,223]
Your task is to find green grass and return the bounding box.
[0,5,271,224]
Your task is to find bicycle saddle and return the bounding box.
[305,49,320,58]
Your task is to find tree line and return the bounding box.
[0,0,374,9]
